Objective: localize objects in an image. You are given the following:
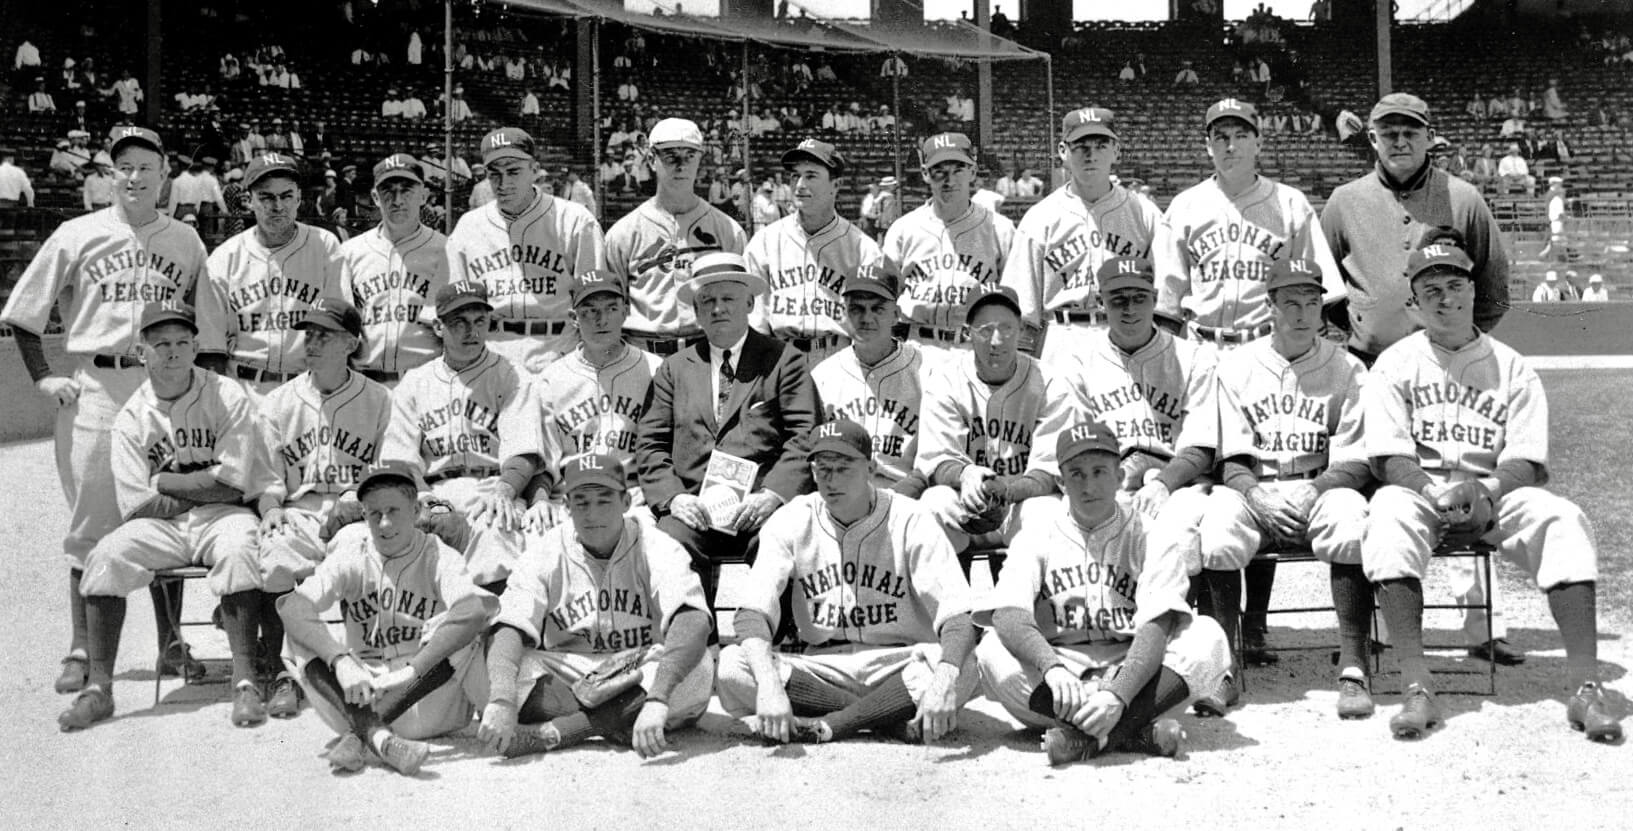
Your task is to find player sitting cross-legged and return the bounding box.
[1361,242,1622,743]
[276,462,499,775]
[479,453,715,759]
[716,420,980,745]
[974,420,1230,765]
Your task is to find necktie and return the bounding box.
[717,349,734,422]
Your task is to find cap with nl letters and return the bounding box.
[435,281,494,317]
[1096,257,1156,294]
[481,127,535,165]
[295,297,364,337]
[1205,99,1259,133]
[1057,420,1121,464]
[140,299,197,334]
[842,262,899,301]
[1062,107,1118,143]
[561,452,627,493]
[1266,258,1325,292]
[568,269,628,306]
[109,125,163,157]
[244,152,300,189]
[781,138,846,174]
[1407,243,1474,281]
[806,420,872,461]
[920,132,976,167]
[373,153,424,187]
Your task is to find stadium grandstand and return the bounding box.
[3,0,1630,336]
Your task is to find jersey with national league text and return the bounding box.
[1216,337,1368,479]
[810,340,923,485]
[110,367,261,520]
[884,202,1015,332]
[1001,183,1160,326]
[446,188,603,324]
[383,349,538,481]
[339,224,450,375]
[746,213,885,340]
[197,222,344,373]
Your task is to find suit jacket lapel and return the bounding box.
[685,342,719,432]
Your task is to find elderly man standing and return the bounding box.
[635,252,818,608]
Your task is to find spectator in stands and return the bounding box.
[466,162,492,208]
[447,86,474,124]
[858,181,881,237]
[1119,60,1137,82]
[564,170,596,217]
[875,175,900,232]
[1132,52,1148,78]
[520,88,540,120]
[1540,176,1568,259]
[14,39,41,74]
[1174,60,1200,86]
[618,78,640,103]
[82,161,115,211]
[751,180,780,231]
[1531,270,1563,302]
[995,167,1021,199]
[948,89,975,123]
[381,87,405,118]
[306,120,332,159]
[265,118,291,152]
[407,30,423,65]
[0,148,35,208]
[282,120,305,157]
[1560,270,1582,301]
[1462,142,1497,189]
[1497,143,1536,196]
[972,172,1005,213]
[171,156,228,220]
[1542,79,1568,121]
[816,59,838,83]
[406,90,430,120]
[549,59,572,91]
[505,55,527,81]
[1505,88,1527,118]
[1534,129,1572,175]
[1499,113,1527,139]
[111,69,142,117]
[270,61,300,89]
[335,164,358,215]
[880,54,908,79]
[61,57,80,91]
[28,78,57,113]
[1465,91,1487,120]
[1582,274,1609,302]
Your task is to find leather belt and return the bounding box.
[910,326,964,344]
[1270,469,1322,481]
[92,354,144,369]
[425,466,499,486]
[627,332,704,357]
[785,333,847,353]
[1191,321,1273,344]
[235,365,298,383]
[1052,308,1106,324]
[492,319,566,336]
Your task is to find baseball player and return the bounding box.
[605,118,748,357]
[915,286,1073,566]
[1362,242,1620,743]
[58,301,270,731]
[1153,99,1342,346]
[1198,258,1375,719]
[745,138,886,362]
[382,281,539,593]
[1000,108,1161,367]
[2,125,209,696]
[447,127,603,375]
[974,420,1230,765]
[883,132,1015,364]
[504,268,661,530]
[275,462,499,775]
[338,153,450,385]
[810,264,926,492]
[716,420,979,744]
[478,453,714,759]
[196,152,345,397]
[255,297,392,718]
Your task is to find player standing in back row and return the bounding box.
[447,127,603,375]
[884,132,1014,365]
[2,126,209,696]
[1001,108,1160,367]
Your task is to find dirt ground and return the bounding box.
[2,436,1629,830]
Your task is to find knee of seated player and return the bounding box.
[901,643,979,705]
[1513,489,1601,589]
[260,534,320,594]
[1200,490,1256,571]
[1309,487,1368,565]
[1361,485,1434,581]
[974,629,1048,725]
[713,643,767,717]
[1163,614,1232,707]
[657,648,716,724]
[918,484,962,520]
[78,521,170,596]
[204,512,267,596]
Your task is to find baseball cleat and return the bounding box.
[158,640,207,681]
[376,734,430,776]
[322,734,367,774]
[1389,683,1442,739]
[1113,718,1185,757]
[231,681,268,727]
[502,724,562,759]
[787,717,830,744]
[1337,676,1376,720]
[55,654,88,694]
[267,674,302,719]
[1467,638,1526,666]
[1241,627,1279,667]
[1041,725,1100,766]
[1566,682,1623,743]
[1193,673,1240,718]
[879,719,923,744]
[57,685,114,732]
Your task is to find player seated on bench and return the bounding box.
[275,462,498,776]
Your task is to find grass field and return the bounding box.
[0,370,1629,829]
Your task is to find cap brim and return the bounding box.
[1060,442,1120,465]
[1206,114,1259,132]
[375,169,423,186]
[565,472,626,493]
[1063,125,1118,142]
[679,272,770,304]
[1098,275,1156,295]
[842,281,896,301]
[922,150,976,167]
[141,313,197,333]
[965,293,1022,323]
[781,148,840,172]
[438,297,494,317]
[572,286,627,306]
[358,469,420,494]
[807,438,869,461]
[1370,108,1429,125]
[111,136,163,157]
[483,147,533,164]
[245,166,299,189]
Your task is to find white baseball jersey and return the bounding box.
[1066,329,1219,461]
[745,213,885,340]
[745,490,973,646]
[604,197,747,337]
[810,340,923,486]
[1000,183,1161,327]
[197,223,345,373]
[520,344,661,493]
[1217,338,1367,478]
[446,188,603,324]
[496,516,706,653]
[883,202,1015,332]
[0,208,205,355]
[1153,176,1343,332]
[310,529,493,662]
[110,367,260,520]
[339,223,450,375]
[973,501,1190,644]
[1365,332,1548,477]
[383,349,539,481]
[916,352,1073,479]
[258,370,392,504]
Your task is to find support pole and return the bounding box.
[891,63,903,187]
[1375,0,1392,98]
[444,0,454,234]
[1045,55,1056,182]
[740,41,753,223]
[591,19,603,222]
[145,1,162,128]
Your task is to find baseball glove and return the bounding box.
[572,645,661,709]
[417,493,471,551]
[1432,480,1497,547]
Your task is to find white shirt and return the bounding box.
[15,41,40,69]
[520,93,540,115]
[0,162,35,205]
[709,332,749,407]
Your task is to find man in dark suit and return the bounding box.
[636,252,818,606]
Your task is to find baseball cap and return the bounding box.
[842,262,899,301]
[1369,92,1430,126]
[649,118,704,151]
[140,299,197,334]
[1266,258,1325,293]
[1056,420,1121,465]
[1589,273,1604,284]
[480,127,535,165]
[781,138,845,175]
[1205,98,1259,133]
[1406,242,1475,282]
[920,132,976,168]
[373,153,424,187]
[243,152,300,189]
[878,176,898,188]
[356,461,422,498]
[806,420,872,461]
[109,125,163,157]
[568,269,628,306]
[963,285,1023,323]
[678,252,770,304]
[1062,107,1118,143]
[560,452,627,493]
[1096,257,1157,294]
[435,281,493,317]
[295,297,364,337]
